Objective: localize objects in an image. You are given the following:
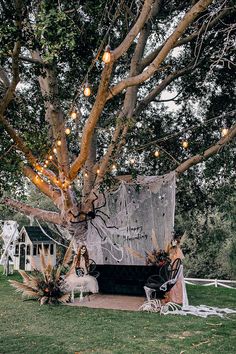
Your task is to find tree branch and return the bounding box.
[19,55,44,65]
[0,113,61,189]
[175,122,236,174]
[0,67,10,88]
[134,61,201,117]
[94,2,163,184]
[112,0,154,61]
[140,6,234,70]
[23,166,62,206]
[0,143,15,160]
[2,197,63,225]
[107,0,214,100]
[0,113,36,166]
[0,2,22,114]
[69,62,114,181]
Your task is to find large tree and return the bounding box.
[0,0,235,243]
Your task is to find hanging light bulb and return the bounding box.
[49,155,53,160]
[70,110,77,119]
[102,45,111,64]
[65,127,71,135]
[84,172,88,178]
[221,128,229,137]
[45,160,49,165]
[96,168,100,174]
[130,158,135,165]
[154,150,160,158]
[182,140,189,149]
[84,82,91,97]
[53,147,57,154]
[57,140,62,146]
[112,164,117,170]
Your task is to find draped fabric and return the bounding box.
[86,172,176,265]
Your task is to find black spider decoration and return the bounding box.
[69,192,117,240]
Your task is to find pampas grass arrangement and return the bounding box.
[9,241,73,305]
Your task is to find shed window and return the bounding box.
[15,244,19,255]
[50,244,54,255]
[44,244,49,255]
[26,245,31,255]
[38,244,42,254]
[33,244,37,256]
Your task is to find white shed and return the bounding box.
[14,226,57,271]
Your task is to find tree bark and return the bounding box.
[107,0,213,100]
[4,198,62,225]
[69,63,114,181]
[176,123,236,174]
[94,1,163,185]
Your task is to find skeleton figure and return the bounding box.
[0,221,19,275]
[65,245,99,295]
[164,233,188,305]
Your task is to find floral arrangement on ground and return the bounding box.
[9,242,73,305]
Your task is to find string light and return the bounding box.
[84,82,91,97]
[154,150,160,157]
[49,155,53,160]
[221,128,229,137]
[70,110,77,119]
[111,164,117,170]
[53,147,57,154]
[182,140,189,149]
[102,45,111,64]
[96,168,100,174]
[130,158,135,165]
[65,128,71,135]
[57,140,62,146]
[45,160,49,165]
[84,172,88,177]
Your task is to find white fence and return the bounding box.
[184,278,236,289]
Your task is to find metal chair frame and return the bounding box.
[144,258,182,301]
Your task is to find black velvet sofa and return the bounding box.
[95,264,160,296]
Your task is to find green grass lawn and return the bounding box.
[0,270,236,354]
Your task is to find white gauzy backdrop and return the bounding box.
[86,172,176,265]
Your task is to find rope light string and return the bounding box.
[134,111,235,153]
[33,109,235,190]
[68,1,123,115]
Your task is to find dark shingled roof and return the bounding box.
[23,226,56,243]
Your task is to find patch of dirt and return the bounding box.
[67,294,146,311]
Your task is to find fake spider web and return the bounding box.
[86,171,176,265]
